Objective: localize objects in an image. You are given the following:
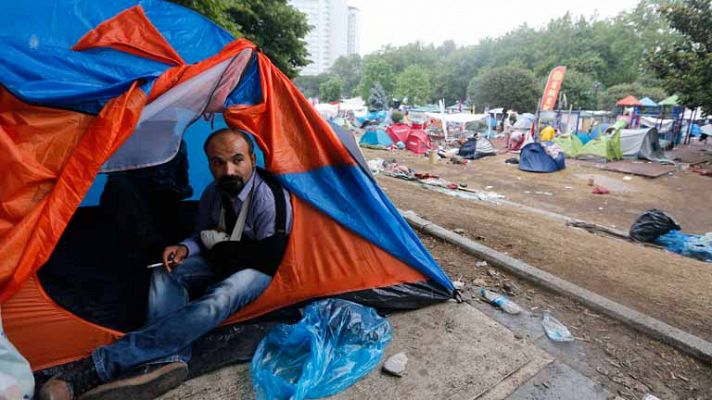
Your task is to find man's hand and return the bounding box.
[162,245,188,271]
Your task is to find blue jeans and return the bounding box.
[92,255,272,382]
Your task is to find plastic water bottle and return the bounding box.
[541,310,574,342]
[479,288,521,314]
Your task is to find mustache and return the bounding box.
[217,175,244,196]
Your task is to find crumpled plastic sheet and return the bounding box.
[251,299,392,400]
[656,230,712,263]
[367,158,385,175]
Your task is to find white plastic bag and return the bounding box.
[0,307,34,399]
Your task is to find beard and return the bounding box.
[217,175,245,197]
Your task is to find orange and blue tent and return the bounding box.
[0,0,454,371]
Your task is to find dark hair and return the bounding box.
[203,128,254,155]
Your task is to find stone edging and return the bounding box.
[400,209,712,364]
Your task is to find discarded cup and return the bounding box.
[541,310,574,342]
[480,288,521,314]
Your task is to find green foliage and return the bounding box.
[319,77,343,102]
[367,82,388,112]
[358,57,396,100]
[293,73,331,99]
[170,0,310,78]
[560,70,600,110]
[329,54,362,97]
[468,67,540,112]
[599,82,668,109]
[395,65,432,106]
[648,0,712,113]
[291,0,684,109]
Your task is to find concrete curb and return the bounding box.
[400,209,712,364]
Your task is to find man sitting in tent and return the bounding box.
[40,128,293,400]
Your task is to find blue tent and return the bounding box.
[360,128,393,147]
[519,143,565,173]
[590,123,610,140]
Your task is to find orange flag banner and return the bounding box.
[539,66,567,111]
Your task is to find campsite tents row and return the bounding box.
[359,124,433,154]
[554,123,670,162]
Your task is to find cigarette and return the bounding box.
[147,262,164,269]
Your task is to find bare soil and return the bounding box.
[364,147,712,233]
[421,233,712,399]
[378,175,712,342]
[359,145,712,397]
[362,148,712,343]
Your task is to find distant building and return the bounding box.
[347,6,359,56]
[289,0,359,75]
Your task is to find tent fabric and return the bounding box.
[72,5,186,66]
[1,2,453,371]
[405,130,432,154]
[513,113,535,130]
[639,97,658,107]
[553,133,584,157]
[386,123,411,143]
[590,123,610,139]
[620,128,671,163]
[0,0,234,114]
[658,95,680,106]
[360,129,394,147]
[617,96,641,106]
[518,143,565,173]
[576,127,623,161]
[457,137,496,160]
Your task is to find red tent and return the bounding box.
[386,123,411,143]
[406,129,432,154]
[616,96,641,106]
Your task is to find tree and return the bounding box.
[357,56,395,100]
[319,77,343,102]
[170,0,310,78]
[328,54,362,98]
[559,70,599,110]
[367,82,388,112]
[648,0,712,113]
[468,67,540,112]
[293,73,331,98]
[395,65,432,106]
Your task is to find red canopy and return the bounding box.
[616,95,641,106]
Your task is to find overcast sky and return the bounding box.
[348,0,641,55]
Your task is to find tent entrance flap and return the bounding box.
[101,49,253,173]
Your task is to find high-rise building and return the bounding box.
[289,0,358,76]
[347,6,359,56]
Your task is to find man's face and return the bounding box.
[206,132,256,197]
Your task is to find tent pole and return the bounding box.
[685,108,696,145]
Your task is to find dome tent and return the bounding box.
[0,0,453,372]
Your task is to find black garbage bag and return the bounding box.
[629,209,681,243]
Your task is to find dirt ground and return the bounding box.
[363,146,712,233]
[421,233,712,399]
[361,148,712,344]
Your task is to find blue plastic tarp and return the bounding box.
[252,299,391,400]
[656,230,712,263]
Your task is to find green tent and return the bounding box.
[553,133,584,157]
[576,120,626,161]
[658,95,680,106]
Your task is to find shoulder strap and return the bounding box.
[256,168,287,235]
